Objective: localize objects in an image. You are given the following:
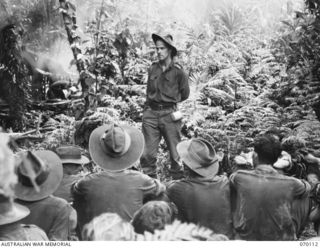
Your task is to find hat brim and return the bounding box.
[177,140,219,177]
[15,150,63,202]
[89,124,144,171]
[0,202,30,225]
[61,155,90,165]
[152,34,178,57]
[51,80,70,89]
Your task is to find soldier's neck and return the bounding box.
[159,57,172,72]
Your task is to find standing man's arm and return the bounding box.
[145,65,153,106]
[178,69,190,102]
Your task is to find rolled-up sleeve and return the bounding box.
[140,174,166,197]
[48,203,72,241]
[292,179,311,198]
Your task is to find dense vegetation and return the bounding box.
[0,0,319,174]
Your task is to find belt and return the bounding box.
[148,102,176,111]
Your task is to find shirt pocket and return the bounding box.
[148,74,159,95]
[159,73,179,100]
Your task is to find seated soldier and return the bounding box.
[278,137,320,235]
[71,124,166,236]
[0,134,48,241]
[15,150,76,241]
[53,145,89,203]
[234,128,293,173]
[166,138,234,239]
[0,195,48,241]
[131,201,174,234]
[230,134,311,240]
[274,136,308,178]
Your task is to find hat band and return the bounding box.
[18,166,50,188]
[188,145,217,168]
[194,158,219,170]
[100,130,131,158]
[0,195,11,213]
[59,154,82,160]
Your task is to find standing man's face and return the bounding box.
[155,40,171,62]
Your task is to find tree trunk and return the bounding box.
[58,0,91,116]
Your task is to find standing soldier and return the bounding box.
[140,33,190,179]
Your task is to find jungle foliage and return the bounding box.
[0,0,319,171]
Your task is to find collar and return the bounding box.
[188,175,220,183]
[155,61,174,72]
[255,164,279,174]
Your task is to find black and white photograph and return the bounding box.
[0,0,320,245]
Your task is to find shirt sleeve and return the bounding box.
[48,202,72,241]
[71,174,90,198]
[145,65,153,103]
[166,181,180,203]
[292,178,311,198]
[228,172,238,214]
[24,225,49,241]
[140,174,166,197]
[229,172,237,186]
[178,70,190,101]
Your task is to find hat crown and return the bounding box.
[164,34,173,42]
[0,195,12,214]
[17,151,49,188]
[56,146,82,160]
[152,33,177,57]
[100,124,131,159]
[188,139,217,168]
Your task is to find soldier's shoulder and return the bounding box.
[150,61,159,68]
[173,62,183,70]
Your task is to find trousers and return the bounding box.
[140,107,182,175]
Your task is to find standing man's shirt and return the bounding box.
[167,175,233,238]
[16,196,73,241]
[230,165,311,240]
[71,169,165,231]
[146,62,189,104]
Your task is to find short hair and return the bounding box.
[82,213,135,241]
[131,201,174,234]
[135,220,229,241]
[264,127,283,140]
[281,136,306,155]
[253,134,282,164]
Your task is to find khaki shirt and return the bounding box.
[16,196,73,241]
[146,62,189,104]
[72,169,165,233]
[167,175,234,239]
[230,165,311,240]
